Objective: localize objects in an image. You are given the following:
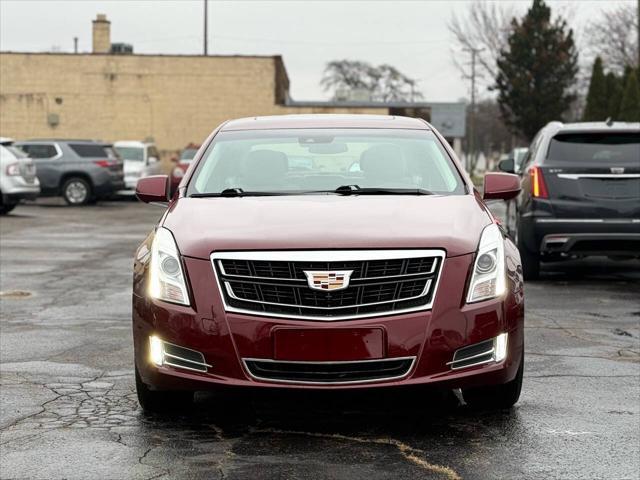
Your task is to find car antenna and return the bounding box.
[605,117,614,126]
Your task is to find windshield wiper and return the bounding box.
[331,185,433,196]
[190,188,291,198]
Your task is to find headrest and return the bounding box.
[243,149,288,187]
[359,144,405,180]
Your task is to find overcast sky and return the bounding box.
[0,0,633,102]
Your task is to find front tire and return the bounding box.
[462,352,524,409]
[0,203,17,215]
[516,219,540,280]
[62,177,91,206]
[135,367,194,413]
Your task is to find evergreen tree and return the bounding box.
[494,0,578,140]
[583,57,608,121]
[605,72,623,119]
[618,70,640,121]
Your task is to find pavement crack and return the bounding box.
[253,428,461,480]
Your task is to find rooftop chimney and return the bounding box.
[92,14,111,54]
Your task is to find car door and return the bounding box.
[17,143,62,194]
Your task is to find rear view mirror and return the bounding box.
[136,175,170,203]
[498,158,515,173]
[307,143,349,154]
[483,173,521,201]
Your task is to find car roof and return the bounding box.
[545,121,640,135]
[114,140,152,147]
[0,137,14,146]
[221,114,430,131]
[19,139,104,144]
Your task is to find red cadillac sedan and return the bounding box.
[133,114,524,412]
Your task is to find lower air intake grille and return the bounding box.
[243,357,415,384]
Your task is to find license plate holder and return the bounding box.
[273,327,385,361]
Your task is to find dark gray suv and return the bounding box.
[16,140,125,205]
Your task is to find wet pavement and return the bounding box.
[1,199,639,479]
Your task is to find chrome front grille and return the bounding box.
[211,250,444,321]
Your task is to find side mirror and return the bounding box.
[136,175,170,203]
[483,173,521,201]
[147,156,159,164]
[498,158,515,173]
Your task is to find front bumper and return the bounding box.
[133,253,525,391]
[1,177,40,203]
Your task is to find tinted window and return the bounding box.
[188,129,465,196]
[148,146,160,159]
[115,146,144,161]
[21,144,57,159]
[547,133,640,165]
[69,143,114,158]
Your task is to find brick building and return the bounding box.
[0,14,465,158]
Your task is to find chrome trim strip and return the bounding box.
[213,250,444,262]
[224,279,432,311]
[557,173,640,180]
[446,348,495,366]
[217,257,436,282]
[163,359,209,373]
[211,250,446,321]
[449,356,495,370]
[163,352,212,368]
[242,356,416,385]
[535,218,640,224]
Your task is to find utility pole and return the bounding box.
[637,0,639,67]
[463,47,483,174]
[203,0,208,56]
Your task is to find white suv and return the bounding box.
[0,138,40,214]
[114,141,162,193]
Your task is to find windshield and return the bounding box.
[187,129,465,196]
[115,146,145,162]
[547,132,640,165]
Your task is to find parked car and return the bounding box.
[170,144,200,195]
[132,115,525,413]
[16,140,124,205]
[499,121,640,279]
[0,138,40,214]
[114,141,162,194]
[508,147,529,174]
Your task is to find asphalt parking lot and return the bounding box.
[1,199,639,480]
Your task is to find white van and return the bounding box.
[114,141,162,193]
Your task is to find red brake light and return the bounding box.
[94,159,115,168]
[529,166,548,198]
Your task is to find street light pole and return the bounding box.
[203,0,208,56]
[463,47,483,174]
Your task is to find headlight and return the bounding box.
[149,227,190,305]
[467,223,506,303]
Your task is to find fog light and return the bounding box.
[149,335,164,366]
[494,333,508,362]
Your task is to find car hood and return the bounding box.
[163,194,492,259]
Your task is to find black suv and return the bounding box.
[16,140,125,205]
[500,121,640,279]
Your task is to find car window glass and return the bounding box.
[115,146,144,161]
[547,133,640,165]
[189,129,465,195]
[69,143,112,158]
[148,146,159,159]
[20,144,57,159]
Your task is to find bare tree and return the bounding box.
[320,60,421,102]
[448,2,515,84]
[585,3,639,74]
